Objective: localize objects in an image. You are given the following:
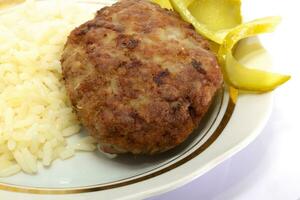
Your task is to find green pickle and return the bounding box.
[188,0,242,31]
[152,0,290,93]
[170,0,224,43]
[170,0,242,44]
[218,17,290,92]
[152,0,173,9]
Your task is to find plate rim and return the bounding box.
[0,0,274,199]
[0,88,235,194]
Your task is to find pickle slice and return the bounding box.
[152,1,290,93]
[152,0,173,10]
[188,0,242,31]
[229,87,239,103]
[170,0,242,44]
[218,17,290,92]
[170,0,223,43]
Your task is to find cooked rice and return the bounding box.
[0,0,100,177]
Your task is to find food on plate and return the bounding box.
[188,0,242,32]
[0,0,290,177]
[169,0,236,44]
[218,17,290,92]
[0,1,97,177]
[61,0,223,154]
[152,0,172,9]
[163,0,290,93]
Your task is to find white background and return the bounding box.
[150,0,300,199]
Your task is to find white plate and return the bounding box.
[0,1,273,199]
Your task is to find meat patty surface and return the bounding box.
[61,0,223,154]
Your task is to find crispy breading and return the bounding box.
[61,0,223,154]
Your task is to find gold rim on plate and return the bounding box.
[0,0,236,194]
[0,89,236,194]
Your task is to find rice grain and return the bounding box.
[0,0,96,176]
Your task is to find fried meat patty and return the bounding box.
[61,0,223,154]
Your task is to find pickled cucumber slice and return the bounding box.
[170,0,242,44]
[152,0,173,10]
[188,0,242,31]
[218,17,290,92]
[152,0,290,93]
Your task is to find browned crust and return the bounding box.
[61,0,223,154]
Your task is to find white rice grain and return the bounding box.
[59,146,75,160]
[0,0,96,176]
[0,164,21,177]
